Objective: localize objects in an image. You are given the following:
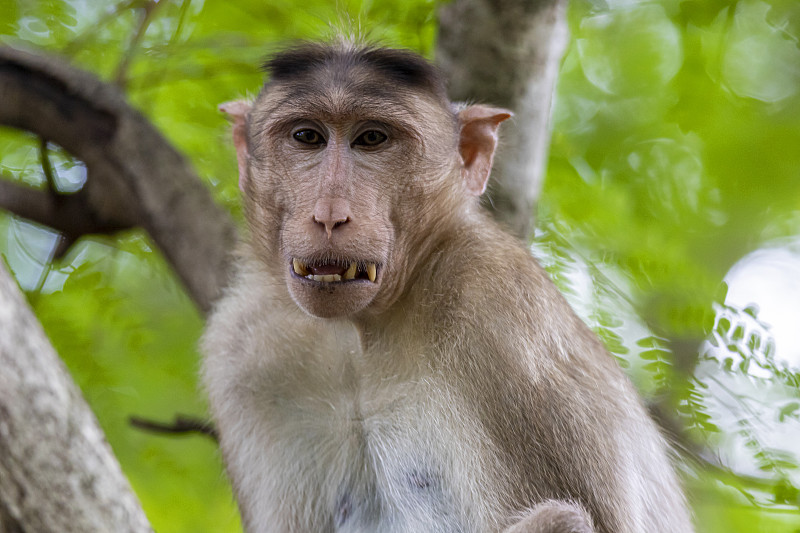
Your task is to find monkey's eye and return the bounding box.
[353,130,387,147]
[293,129,325,145]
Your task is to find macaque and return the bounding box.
[202,42,693,533]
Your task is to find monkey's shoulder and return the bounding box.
[431,222,575,312]
[425,225,609,362]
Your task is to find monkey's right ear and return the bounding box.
[219,100,252,192]
[457,105,513,196]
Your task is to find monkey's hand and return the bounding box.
[504,500,595,533]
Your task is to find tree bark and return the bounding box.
[0,46,237,315]
[437,0,569,240]
[0,261,152,533]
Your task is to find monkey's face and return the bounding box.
[223,45,508,319]
[242,82,460,319]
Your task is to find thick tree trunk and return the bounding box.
[437,0,569,240]
[0,262,152,532]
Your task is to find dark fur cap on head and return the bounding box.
[262,41,449,104]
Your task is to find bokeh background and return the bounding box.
[1,0,799,531]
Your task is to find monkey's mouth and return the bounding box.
[291,258,378,283]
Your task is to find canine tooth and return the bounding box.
[293,258,309,276]
[367,263,377,283]
[343,262,357,280]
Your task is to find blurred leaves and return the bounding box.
[578,3,683,95]
[543,4,800,526]
[715,1,800,103]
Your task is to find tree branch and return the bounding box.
[0,46,238,314]
[437,0,569,240]
[0,261,153,532]
[0,177,135,256]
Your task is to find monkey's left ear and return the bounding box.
[219,100,252,192]
[457,105,513,196]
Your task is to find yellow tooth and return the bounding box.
[343,262,357,280]
[367,263,377,283]
[310,274,341,282]
[293,258,308,276]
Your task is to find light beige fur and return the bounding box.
[203,43,693,533]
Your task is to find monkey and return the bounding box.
[202,41,694,533]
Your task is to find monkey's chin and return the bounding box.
[286,275,380,318]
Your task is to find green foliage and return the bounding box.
[539,1,800,529]
[2,0,800,531]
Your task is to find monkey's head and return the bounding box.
[221,43,510,319]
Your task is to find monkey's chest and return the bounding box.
[256,379,470,533]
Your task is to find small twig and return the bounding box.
[52,235,75,260]
[168,0,193,46]
[36,137,75,262]
[38,137,58,193]
[130,414,218,441]
[114,0,161,88]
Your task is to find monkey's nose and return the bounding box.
[313,198,352,238]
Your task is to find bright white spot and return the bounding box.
[722,1,800,103]
[724,241,800,369]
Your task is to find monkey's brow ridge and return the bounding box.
[262,43,448,101]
